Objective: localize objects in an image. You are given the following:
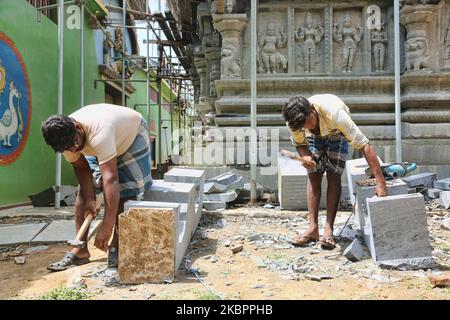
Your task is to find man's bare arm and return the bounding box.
[296,146,316,169]
[94,157,120,251]
[72,156,96,217]
[360,143,387,197]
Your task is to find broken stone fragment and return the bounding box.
[428,273,450,288]
[343,238,364,262]
[14,256,26,265]
[230,244,243,254]
[223,239,232,247]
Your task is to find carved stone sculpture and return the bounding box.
[221,43,240,78]
[400,4,436,73]
[445,22,450,67]
[371,23,388,72]
[405,37,430,72]
[295,12,324,73]
[225,0,235,13]
[400,0,441,7]
[258,22,288,74]
[103,31,114,67]
[113,28,133,78]
[213,15,247,79]
[333,13,363,73]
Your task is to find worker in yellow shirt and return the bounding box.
[282,94,387,249]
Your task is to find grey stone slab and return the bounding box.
[340,184,350,202]
[237,182,263,200]
[207,172,238,186]
[144,180,200,240]
[334,224,358,240]
[204,191,237,202]
[343,238,364,262]
[435,191,450,209]
[144,180,195,204]
[355,179,408,232]
[227,176,245,190]
[433,178,450,191]
[0,223,47,246]
[401,172,437,188]
[31,220,101,244]
[422,188,442,199]
[345,157,384,205]
[366,193,432,266]
[164,168,206,181]
[377,257,437,270]
[278,154,327,210]
[204,181,227,194]
[163,170,206,231]
[203,201,227,210]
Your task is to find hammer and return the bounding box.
[280,149,317,167]
[67,197,103,248]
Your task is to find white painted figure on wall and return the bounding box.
[333,13,363,73]
[295,11,324,73]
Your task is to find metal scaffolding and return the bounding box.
[35,0,194,208]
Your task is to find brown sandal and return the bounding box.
[319,236,336,250]
[290,234,319,247]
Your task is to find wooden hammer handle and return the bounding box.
[75,197,102,240]
[76,214,94,240]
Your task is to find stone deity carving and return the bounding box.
[221,43,241,78]
[445,23,450,67]
[371,23,388,72]
[333,13,363,72]
[113,28,132,78]
[258,22,288,74]
[103,31,114,67]
[225,0,235,13]
[405,37,430,72]
[295,12,324,73]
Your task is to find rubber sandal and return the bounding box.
[290,234,319,247]
[47,252,90,272]
[319,236,336,250]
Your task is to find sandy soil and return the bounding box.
[0,207,449,300]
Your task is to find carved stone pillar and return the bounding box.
[205,47,222,98]
[213,14,248,79]
[400,2,441,73]
[193,47,209,98]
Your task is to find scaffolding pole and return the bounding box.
[157,44,163,178]
[121,0,126,107]
[80,2,85,106]
[250,0,258,204]
[394,0,402,162]
[55,0,64,209]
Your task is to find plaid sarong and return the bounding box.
[306,134,348,175]
[116,119,153,198]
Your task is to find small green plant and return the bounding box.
[435,243,450,253]
[266,253,294,263]
[41,286,91,300]
[196,291,222,300]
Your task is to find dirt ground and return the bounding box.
[1,205,450,300]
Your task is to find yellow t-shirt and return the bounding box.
[288,94,369,150]
[63,104,142,165]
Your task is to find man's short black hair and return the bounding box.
[282,96,313,131]
[41,115,76,153]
